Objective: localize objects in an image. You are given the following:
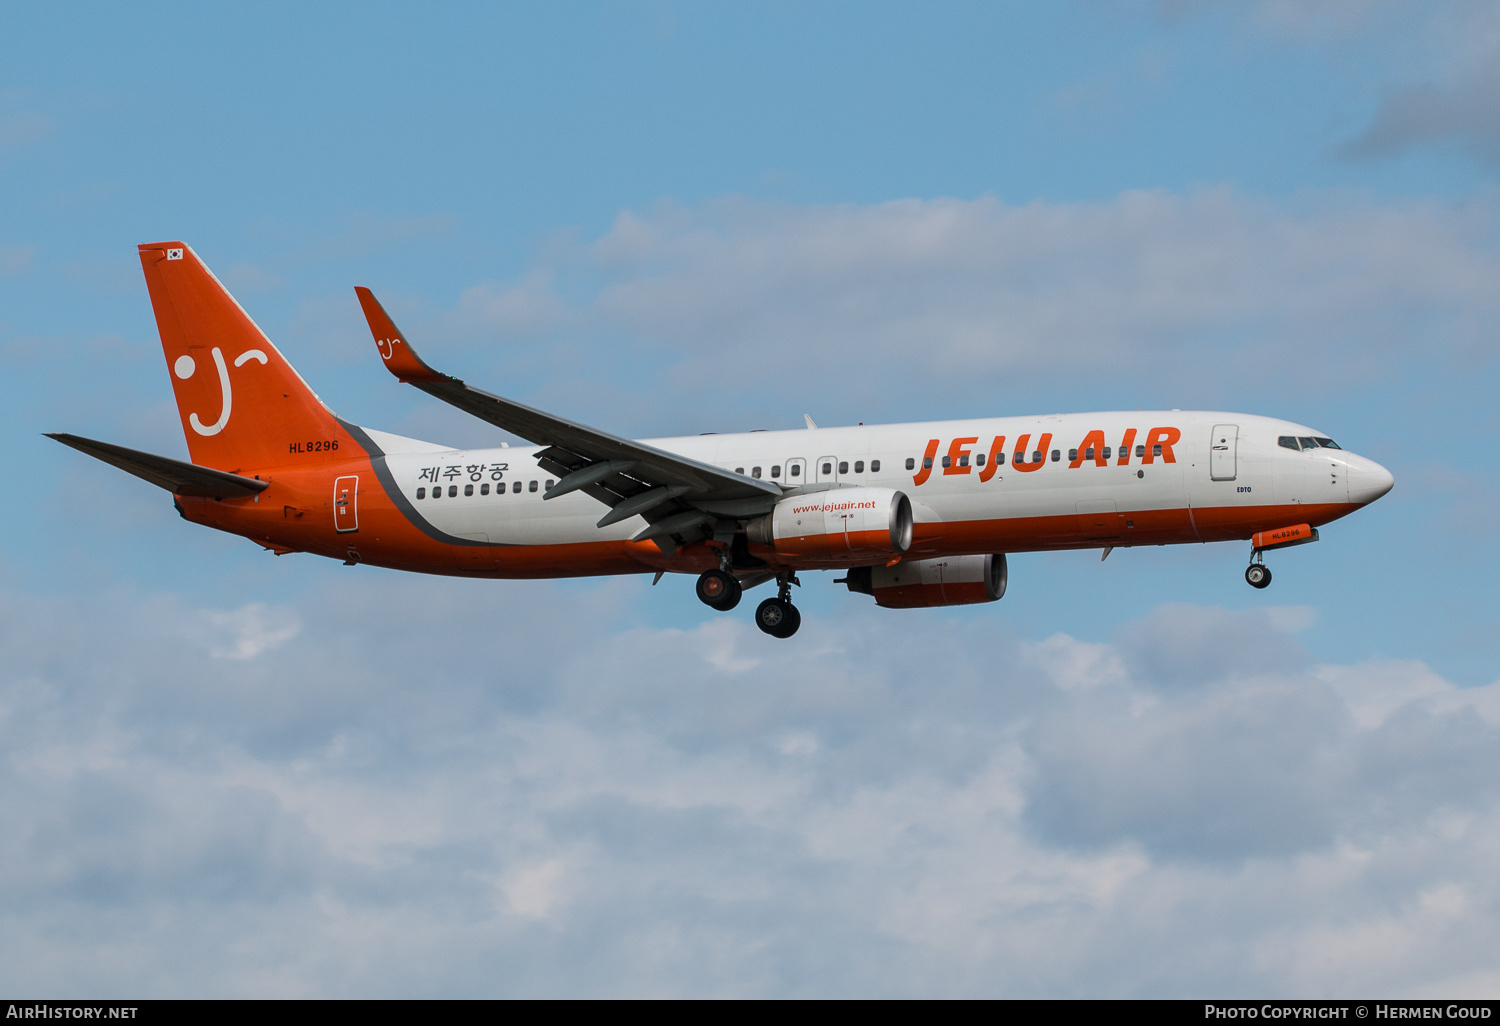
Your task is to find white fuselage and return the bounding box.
[375,411,1392,560]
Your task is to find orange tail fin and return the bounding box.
[138,242,354,472]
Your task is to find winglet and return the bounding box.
[353,286,451,384]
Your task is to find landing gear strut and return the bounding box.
[755,573,801,638]
[696,568,742,611]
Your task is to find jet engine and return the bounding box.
[746,487,913,563]
[842,553,1007,608]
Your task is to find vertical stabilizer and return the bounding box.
[137,242,352,472]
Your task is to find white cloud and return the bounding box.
[166,602,302,661]
[499,859,569,920]
[419,192,1500,433]
[1227,0,1500,167]
[1,576,1498,995]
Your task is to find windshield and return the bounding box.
[1279,435,1342,451]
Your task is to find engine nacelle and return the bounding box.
[843,553,1008,608]
[747,487,913,563]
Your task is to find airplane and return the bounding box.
[49,242,1394,639]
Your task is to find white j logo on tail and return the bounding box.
[174,347,268,436]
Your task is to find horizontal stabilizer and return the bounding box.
[45,433,269,499]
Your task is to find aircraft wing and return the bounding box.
[354,288,781,545]
[46,433,269,499]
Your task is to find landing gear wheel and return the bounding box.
[755,597,800,638]
[696,569,742,611]
[1245,563,1272,589]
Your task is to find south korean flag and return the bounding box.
[167,248,183,260]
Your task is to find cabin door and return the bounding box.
[1209,425,1238,481]
[334,475,359,532]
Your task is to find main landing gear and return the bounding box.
[1245,557,1272,590]
[695,568,742,611]
[755,574,801,639]
[695,565,801,638]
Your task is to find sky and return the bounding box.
[2,0,1499,997]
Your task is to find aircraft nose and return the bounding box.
[1347,456,1395,505]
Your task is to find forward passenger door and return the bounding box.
[1210,425,1238,481]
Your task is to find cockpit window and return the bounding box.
[1297,436,1318,450]
[1279,436,1299,451]
[1314,437,1341,449]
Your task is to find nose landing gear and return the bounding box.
[755,573,802,638]
[1244,524,1317,589]
[1244,545,1274,589]
[1245,562,1272,589]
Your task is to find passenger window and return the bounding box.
[790,464,801,477]
[752,466,762,478]
[1085,447,1095,460]
[1153,444,1162,456]
[975,453,985,467]
[905,458,915,470]
[449,485,458,497]
[839,461,848,474]
[923,456,933,469]
[854,461,864,473]
[736,467,744,475]
[513,481,522,493]
[822,462,832,474]
[529,480,538,492]
[1051,450,1060,462]
[995,452,1005,465]
[1032,451,1042,463]
[480,483,489,495]
[417,487,426,499]
[771,465,781,478]
[941,456,951,469]
[1278,436,1299,451]
[465,484,474,496]
[1103,446,1112,459]
[1069,449,1078,461]
[871,460,880,472]
[958,454,969,467]
[1136,444,1146,458]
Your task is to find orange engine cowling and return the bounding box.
[843,554,1008,608]
[746,487,913,564]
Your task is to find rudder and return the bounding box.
[138,242,354,472]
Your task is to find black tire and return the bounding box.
[1245,564,1272,589]
[755,597,792,635]
[776,604,802,639]
[697,569,741,610]
[716,578,742,611]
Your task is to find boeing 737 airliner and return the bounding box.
[50,243,1394,638]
